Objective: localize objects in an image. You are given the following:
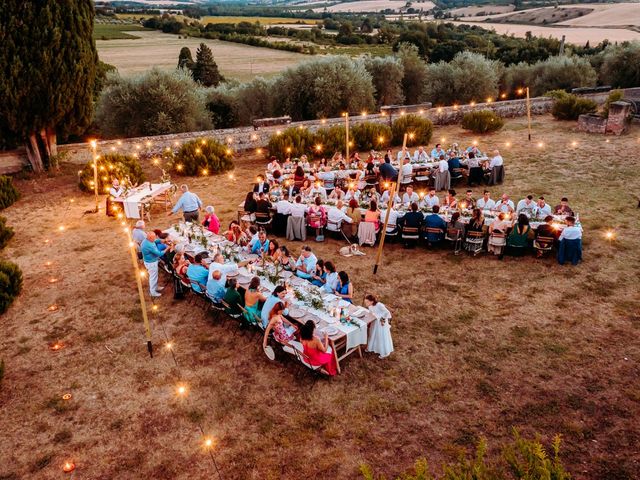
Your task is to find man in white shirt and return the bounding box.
[536,196,552,218]
[437,156,449,174]
[382,205,400,233]
[400,157,413,186]
[557,216,583,265]
[494,194,514,213]
[326,200,353,232]
[109,179,125,198]
[559,217,582,241]
[516,195,536,216]
[275,193,292,215]
[344,186,360,202]
[396,147,410,162]
[309,181,327,201]
[488,150,504,169]
[289,196,307,218]
[402,186,419,206]
[380,189,401,206]
[208,253,238,283]
[422,188,440,209]
[413,146,428,163]
[476,190,495,210]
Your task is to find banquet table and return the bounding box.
[115,182,172,219]
[165,223,376,373]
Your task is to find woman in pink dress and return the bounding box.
[202,206,220,234]
[307,195,326,239]
[300,320,337,376]
[263,303,297,348]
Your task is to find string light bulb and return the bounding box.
[176,384,188,396]
[62,461,75,473]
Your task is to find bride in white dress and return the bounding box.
[364,294,393,358]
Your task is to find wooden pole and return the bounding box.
[345,112,350,162]
[373,181,397,275]
[526,87,532,141]
[124,226,154,357]
[91,141,99,213]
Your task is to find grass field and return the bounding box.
[116,13,318,25]
[1,116,639,479]
[96,30,308,81]
[93,23,149,41]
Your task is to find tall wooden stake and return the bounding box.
[345,112,350,161]
[91,141,100,213]
[125,226,153,357]
[373,181,397,275]
[526,87,532,141]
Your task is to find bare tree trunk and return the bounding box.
[47,127,58,157]
[26,132,45,173]
[40,127,59,169]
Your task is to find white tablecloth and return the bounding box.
[118,183,172,219]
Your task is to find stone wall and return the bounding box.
[0,91,614,174]
[577,114,607,134]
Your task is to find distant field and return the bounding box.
[317,0,434,12]
[96,30,308,81]
[93,23,148,40]
[486,7,594,25]
[449,5,515,17]
[116,13,317,25]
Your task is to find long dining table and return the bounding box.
[165,222,376,374]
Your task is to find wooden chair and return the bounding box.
[445,227,463,254]
[383,223,399,243]
[464,230,485,256]
[255,211,272,231]
[488,232,507,255]
[533,236,555,258]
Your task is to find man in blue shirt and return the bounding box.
[378,157,398,183]
[424,205,447,245]
[186,253,209,293]
[170,184,202,222]
[206,269,226,303]
[140,231,165,297]
[295,245,317,280]
[251,230,270,255]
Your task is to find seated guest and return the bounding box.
[384,204,400,234]
[488,150,503,169]
[557,216,582,265]
[263,303,297,347]
[132,220,146,255]
[487,212,512,255]
[327,200,353,232]
[206,269,226,303]
[243,191,257,219]
[172,245,190,279]
[300,320,338,376]
[400,157,413,185]
[256,192,272,214]
[447,151,462,171]
[309,181,327,201]
[430,143,446,160]
[489,212,512,234]
[293,165,306,187]
[267,156,281,173]
[300,155,311,170]
[295,245,317,280]
[476,190,495,211]
[466,208,484,235]
[516,195,537,217]
[253,174,270,194]
[413,146,428,163]
[422,188,440,209]
[208,253,238,285]
[396,147,410,162]
[536,215,559,240]
[282,157,293,170]
[494,193,515,213]
[505,213,532,257]
[554,197,574,216]
[299,179,313,198]
[467,151,484,186]
[311,259,327,287]
[335,271,354,303]
[316,166,336,194]
[344,184,361,202]
[246,225,259,250]
[243,276,266,324]
[329,186,345,201]
[400,202,424,231]
[467,145,484,158]
[344,199,361,240]
[251,229,270,255]
[261,285,289,328]
[402,186,419,207]
[224,221,248,246]
[448,211,465,233]
[202,206,220,234]
[424,205,447,244]
[186,253,209,293]
[536,196,552,218]
[307,196,327,235]
[443,189,457,209]
[289,195,307,218]
[278,245,296,271]
[364,200,381,231]
[461,190,476,210]
[380,188,401,206]
[364,294,394,359]
[222,278,244,316]
[267,239,280,262]
[362,187,380,205]
[273,192,292,235]
[321,261,339,293]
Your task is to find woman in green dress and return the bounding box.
[243,276,266,325]
[505,213,532,257]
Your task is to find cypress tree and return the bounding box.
[0,0,98,172]
[192,43,223,87]
[177,46,195,71]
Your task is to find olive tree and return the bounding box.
[599,42,640,88]
[364,56,405,108]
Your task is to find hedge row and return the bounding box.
[0,175,21,316]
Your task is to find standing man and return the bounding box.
[170,184,202,222]
[140,231,165,298]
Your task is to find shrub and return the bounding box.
[551,94,597,120]
[530,56,597,97]
[78,153,145,194]
[0,217,15,250]
[364,56,405,108]
[391,114,433,146]
[168,138,234,176]
[461,110,505,134]
[0,260,23,315]
[95,68,212,138]
[266,126,317,159]
[314,125,349,157]
[351,122,392,151]
[602,89,624,118]
[0,175,20,210]
[599,41,640,88]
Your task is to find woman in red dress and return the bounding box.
[300,320,337,376]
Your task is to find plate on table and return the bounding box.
[245,254,259,261]
[210,234,225,243]
[287,307,306,319]
[226,270,239,278]
[337,299,351,308]
[237,274,253,284]
[324,326,340,336]
[281,271,293,279]
[351,307,367,318]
